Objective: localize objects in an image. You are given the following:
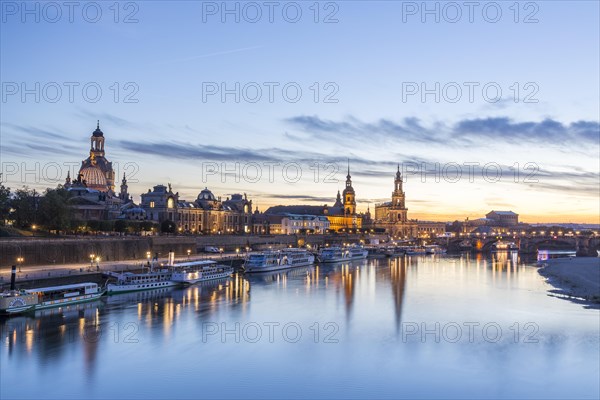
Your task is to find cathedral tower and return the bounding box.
[392,164,405,208]
[342,160,356,215]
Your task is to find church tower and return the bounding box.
[392,164,405,208]
[342,160,356,215]
[90,120,105,155]
[333,190,343,208]
[119,173,129,202]
[391,165,407,222]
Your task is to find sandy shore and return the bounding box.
[539,257,600,306]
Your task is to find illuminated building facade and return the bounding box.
[140,185,253,233]
[374,166,417,237]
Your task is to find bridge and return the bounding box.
[438,234,600,255]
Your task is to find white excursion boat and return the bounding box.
[244,249,315,273]
[425,245,447,254]
[492,241,519,252]
[170,260,233,284]
[318,245,368,263]
[25,283,104,310]
[383,246,406,257]
[107,270,177,293]
[0,290,38,315]
[405,247,427,256]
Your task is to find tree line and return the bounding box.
[0,182,158,235]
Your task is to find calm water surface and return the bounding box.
[2,253,599,399]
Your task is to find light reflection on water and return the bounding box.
[1,254,598,399]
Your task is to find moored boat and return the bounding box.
[0,266,39,315]
[107,270,177,293]
[318,245,368,263]
[26,282,104,310]
[0,290,38,315]
[492,241,518,252]
[383,246,406,257]
[425,245,447,254]
[405,246,427,256]
[244,249,315,273]
[170,260,233,284]
[459,240,473,251]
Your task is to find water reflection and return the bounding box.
[1,255,598,399]
[2,301,103,375]
[389,257,407,333]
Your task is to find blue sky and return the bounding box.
[1,1,599,222]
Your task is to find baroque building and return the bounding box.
[140,185,253,234]
[374,166,447,238]
[78,121,115,193]
[326,163,362,231]
[64,122,130,221]
[374,166,417,237]
[262,163,368,232]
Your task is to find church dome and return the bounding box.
[80,166,107,188]
[197,187,216,201]
[92,121,104,137]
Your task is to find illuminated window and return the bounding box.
[150,201,155,208]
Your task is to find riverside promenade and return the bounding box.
[0,251,244,289]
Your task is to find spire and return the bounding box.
[92,120,104,137]
[121,172,127,184]
[334,190,343,207]
[347,158,351,178]
[65,170,71,185]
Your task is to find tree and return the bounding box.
[141,221,156,232]
[161,220,177,234]
[38,187,73,232]
[0,182,10,225]
[87,220,101,232]
[114,219,128,233]
[11,187,37,228]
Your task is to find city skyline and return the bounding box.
[1,119,597,224]
[2,1,599,224]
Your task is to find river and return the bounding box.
[1,253,599,399]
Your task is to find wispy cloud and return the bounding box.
[75,110,138,129]
[285,115,600,147]
[2,122,74,141]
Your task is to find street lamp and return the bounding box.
[89,254,95,269]
[236,248,240,258]
[17,256,24,273]
[187,249,191,260]
[95,256,100,271]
